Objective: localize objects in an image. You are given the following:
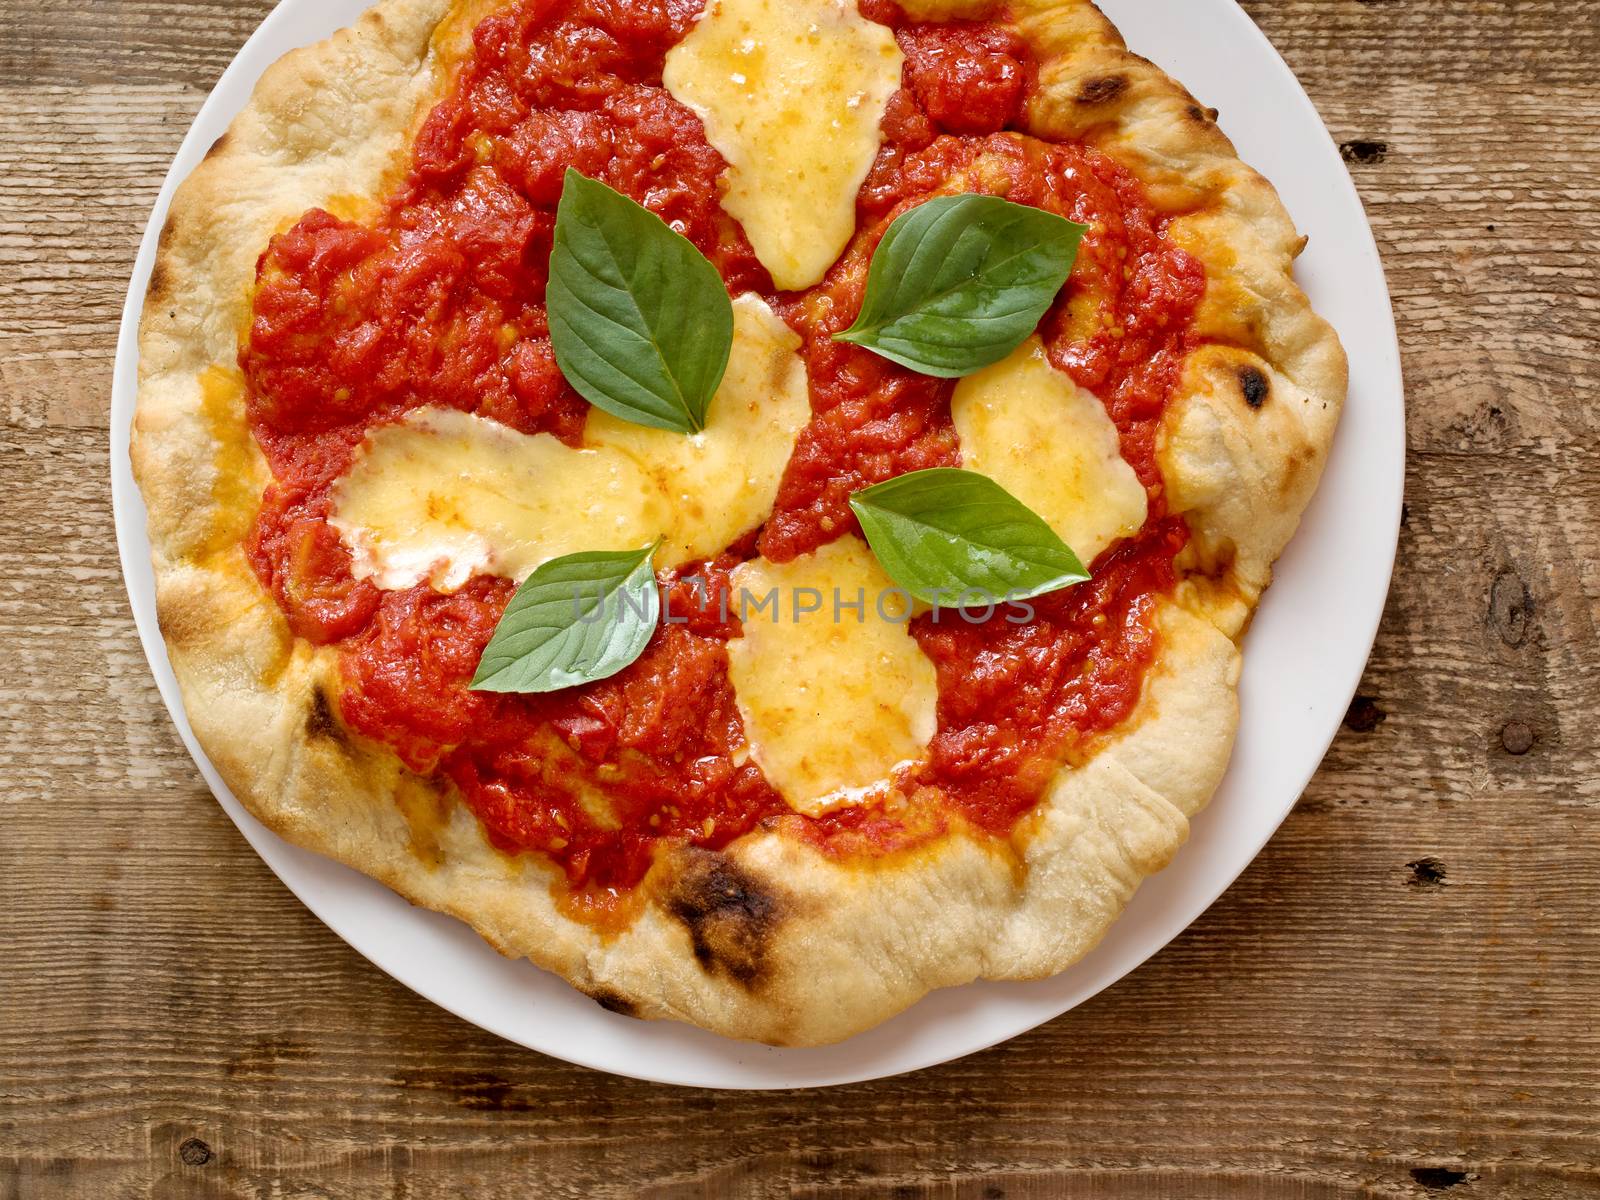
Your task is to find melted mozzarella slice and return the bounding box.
[727,538,938,815]
[951,338,1148,565]
[585,293,812,564]
[663,0,902,291]
[331,295,809,588]
[330,410,663,591]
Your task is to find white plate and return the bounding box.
[112,0,1403,1088]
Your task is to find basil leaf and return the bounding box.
[470,544,660,693]
[834,194,1086,378]
[547,169,733,433]
[849,468,1089,605]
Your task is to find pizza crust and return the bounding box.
[132,0,1344,1045]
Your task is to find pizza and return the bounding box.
[132,0,1345,1045]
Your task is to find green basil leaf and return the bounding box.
[547,169,733,433]
[834,194,1086,378]
[470,544,660,693]
[849,468,1089,605]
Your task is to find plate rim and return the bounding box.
[110,0,1405,1089]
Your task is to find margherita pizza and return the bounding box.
[133,0,1345,1044]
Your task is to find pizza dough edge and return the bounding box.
[1013,0,1349,606]
[130,0,1342,1046]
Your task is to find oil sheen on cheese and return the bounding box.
[330,295,810,588]
[663,0,902,291]
[727,537,938,815]
[952,337,1148,566]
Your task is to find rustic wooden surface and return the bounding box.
[3,1,1598,1196]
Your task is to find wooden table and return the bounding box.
[4,2,1597,1196]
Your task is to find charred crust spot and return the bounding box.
[1075,75,1128,106]
[1279,447,1313,497]
[305,687,345,743]
[147,213,181,306]
[1186,103,1218,123]
[147,263,169,304]
[156,211,179,254]
[1237,364,1270,409]
[665,849,780,988]
[584,988,640,1018]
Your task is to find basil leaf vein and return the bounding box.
[849,468,1089,605]
[834,194,1086,378]
[470,544,660,693]
[547,169,733,434]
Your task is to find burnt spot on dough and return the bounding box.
[153,593,201,649]
[305,687,346,743]
[1186,103,1220,123]
[583,987,640,1018]
[665,848,780,988]
[146,261,170,307]
[1278,446,1313,499]
[146,212,182,308]
[146,254,172,308]
[1237,364,1270,409]
[1075,75,1128,105]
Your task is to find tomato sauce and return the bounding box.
[238,0,1203,901]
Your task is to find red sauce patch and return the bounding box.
[898,20,1032,135]
[769,131,1203,559]
[237,0,1202,903]
[914,518,1187,831]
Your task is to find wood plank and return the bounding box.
[1,0,1597,1197]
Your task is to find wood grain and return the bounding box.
[2,2,1598,1197]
